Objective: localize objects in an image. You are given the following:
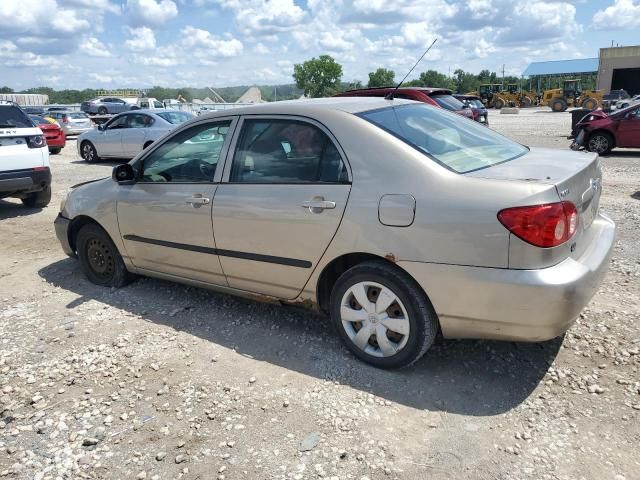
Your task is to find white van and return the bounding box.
[0,102,51,207]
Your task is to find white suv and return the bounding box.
[0,102,51,208]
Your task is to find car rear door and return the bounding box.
[117,118,236,285]
[616,107,640,147]
[212,116,352,299]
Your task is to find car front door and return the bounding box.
[616,107,640,147]
[212,116,352,299]
[117,118,236,285]
[121,113,152,158]
[98,114,128,157]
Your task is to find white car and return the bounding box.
[616,94,640,110]
[0,102,51,208]
[77,110,194,162]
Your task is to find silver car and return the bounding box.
[46,111,93,136]
[54,98,615,368]
[77,110,194,162]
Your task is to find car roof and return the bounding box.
[195,97,417,119]
[454,94,481,100]
[342,86,453,95]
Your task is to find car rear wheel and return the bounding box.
[49,148,61,155]
[582,98,598,110]
[587,132,613,155]
[97,107,108,115]
[21,185,51,208]
[330,260,439,369]
[76,223,134,287]
[551,98,567,112]
[81,141,99,163]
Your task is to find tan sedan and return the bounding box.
[55,97,615,368]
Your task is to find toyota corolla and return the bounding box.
[55,98,615,369]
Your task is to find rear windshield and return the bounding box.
[430,94,465,111]
[68,112,88,119]
[359,104,528,173]
[471,99,484,109]
[0,106,34,128]
[30,115,49,125]
[157,111,194,124]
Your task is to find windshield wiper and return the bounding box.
[0,123,18,127]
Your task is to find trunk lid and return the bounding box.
[467,147,603,261]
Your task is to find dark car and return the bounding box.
[81,97,135,115]
[573,103,640,155]
[454,94,489,125]
[335,87,474,120]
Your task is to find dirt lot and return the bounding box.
[1,108,639,480]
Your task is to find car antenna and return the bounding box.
[385,38,438,100]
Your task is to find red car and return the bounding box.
[335,87,475,120]
[30,115,66,154]
[573,103,640,155]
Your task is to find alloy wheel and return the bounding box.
[340,281,410,358]
[588,135,609,154]
[82,143,94,161]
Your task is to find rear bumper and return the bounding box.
[54,213,75,257]
[0,167,51,195]
[399,212,615,342]
[63,126,92,136]
[46,136,66,148]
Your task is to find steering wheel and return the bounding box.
[196,158,215,179]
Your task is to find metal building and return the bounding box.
[597,45,640,95]
[521,58,599,92]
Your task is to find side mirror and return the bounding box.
[112,163,136,184]
[98,124,106,131]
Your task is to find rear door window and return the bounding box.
[230,119,349,183]
[430,94,465,111]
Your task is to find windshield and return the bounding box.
[29,115,49,125]
[359,104,528,173]
[0,106,34,128]
[430,94,465,111]
[157,111,194,124]
[471,99,484,109]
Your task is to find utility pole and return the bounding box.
[502,64,505,84]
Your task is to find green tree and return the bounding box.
[293,55,343,98]
[0,86,14,94]
[453,69,479,93]
[410,70,453,89]
[367,68,395,87]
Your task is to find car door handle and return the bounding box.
[186,195,210,207]
[301,198,336,212]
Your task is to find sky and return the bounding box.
[0,0,639,90]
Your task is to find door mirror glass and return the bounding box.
[98,124,106,131]
[113,163,136,183]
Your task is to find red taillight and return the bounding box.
[498,202,578,248]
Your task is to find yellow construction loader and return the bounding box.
[469,84,506,108]
[542,79,603,112]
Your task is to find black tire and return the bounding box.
[49,147,61,155]
[493,98,505,109]
[21,185,51,208]
[521,96,532,108]
[582,97,598,110]
[587,131,613,155]
[80,141,99,163]
[97,107,108,115]
[551,98,567,112]
[329,260,439,369]
[76,223,134,287]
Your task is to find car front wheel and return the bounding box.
[76,223,134,287]
[81,141,99,163]
[330,260,439,369]
[587,132,613,155]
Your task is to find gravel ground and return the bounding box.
[1,108,639,480]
